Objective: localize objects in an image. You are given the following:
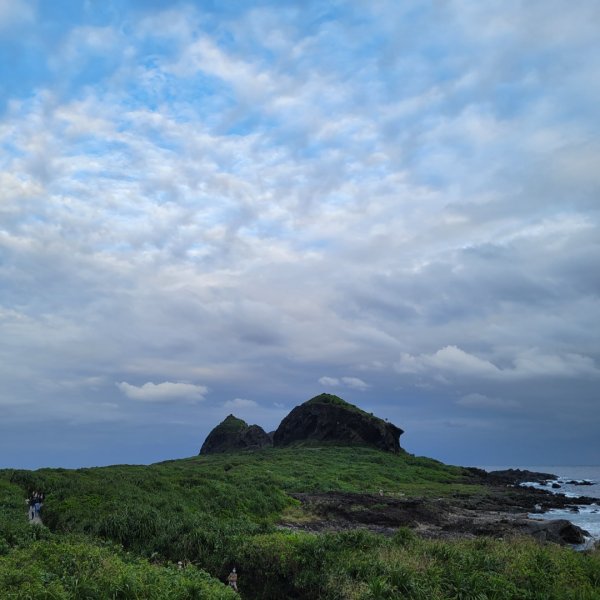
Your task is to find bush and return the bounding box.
[0,538,236,599]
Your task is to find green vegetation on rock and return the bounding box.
[274,394,404,452]
[200,415,272,455]
[218,415,248,432]
[305,393,368,412]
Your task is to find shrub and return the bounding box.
[0,538,236,599]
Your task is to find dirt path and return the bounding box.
[27,502,43,525]
[29,513,43,525]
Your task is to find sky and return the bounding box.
[1,0,599,470]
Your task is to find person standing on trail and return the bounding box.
[37,491,44,516]
[30,491,43,519]
[227,567,238,592]
[28,493,36,520]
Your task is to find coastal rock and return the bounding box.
[487,469,557,485]
[523,519,589,545]
[465,468,557,487]
[200,415,272,454]
[273,393,403,452]
[283,492,593,547]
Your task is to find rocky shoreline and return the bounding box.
[280,469,597,547]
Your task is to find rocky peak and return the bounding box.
[200,414,272,454]
[273,393,403,453]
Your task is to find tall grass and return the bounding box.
[1,447,599,599]
[0,538,237,599]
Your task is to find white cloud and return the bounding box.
[512,350,599,378]
[457,393,519,410]
[319,376,370,390]
[318,376,340,387]
[224,398,258,409]
[396,346,500,378]
[341,377,370,390]
[0,0,34,30]
[396,346,599,381]
[116,381,207,403]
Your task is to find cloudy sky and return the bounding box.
[1,0,599,469]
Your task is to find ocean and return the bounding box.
[480,466,600,548]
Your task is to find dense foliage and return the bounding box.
[1,447,599,598]
[0,539,236,599]
[0,477,235,598]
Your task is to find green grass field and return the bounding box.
[1,446,599,599]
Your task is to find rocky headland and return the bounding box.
[201,393,404,454]
[200,394,594,546]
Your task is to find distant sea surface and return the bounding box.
[480,466,600,545]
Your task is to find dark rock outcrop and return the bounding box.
[465,468,557,486]
[283,492,592,546]
[522,519,589,545]
[487,468,558,484]
[273,393,403,452]
[200,415,272,454]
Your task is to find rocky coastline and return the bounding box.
[199,395,597,549]
[281,468,597,547]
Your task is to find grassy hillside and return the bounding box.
[1,447,599,599]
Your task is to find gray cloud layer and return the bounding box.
[1,0,598,468]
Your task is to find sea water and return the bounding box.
[480,466,600,547]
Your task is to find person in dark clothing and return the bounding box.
[28,491,44,519]
[28,493,36,520]
[35,492,44,517]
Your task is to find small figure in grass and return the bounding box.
[227,567,238,592]
[33,491,44,518]
[27,494,35,520]
[28,491,41,520]
[29,491,44,520]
